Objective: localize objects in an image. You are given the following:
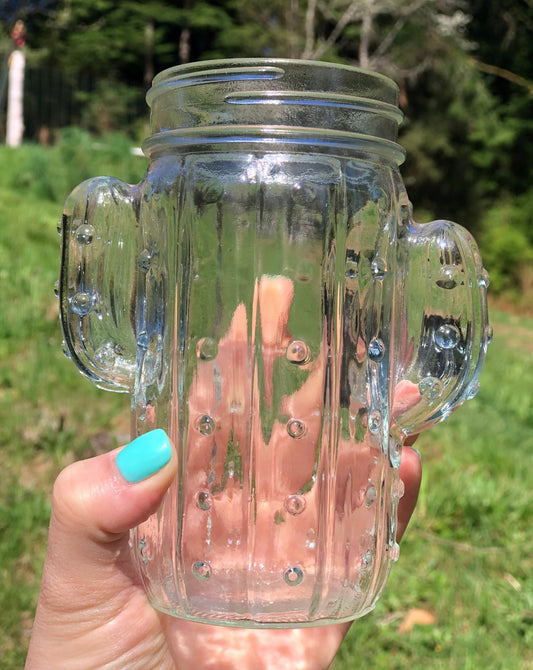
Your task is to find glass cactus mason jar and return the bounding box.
[58,59,491,628]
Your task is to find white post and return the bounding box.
[6,49,25,147]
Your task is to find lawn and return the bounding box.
[333,306,533,670]
[0,137,531,668]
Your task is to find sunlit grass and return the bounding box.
[0,138,134,665]
[334,308,533,670]
[0,137,531,667]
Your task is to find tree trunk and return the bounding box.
[179,27,190,64]
[302,0,317,59]
[144,20,155,89]
[359,2,373,69]
[287,0,300,58]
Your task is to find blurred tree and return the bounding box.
[466,0,533,196]
[2,0,532,288]
[400,0,533,231]
[211,0,304,59]
[302,0,471,75]
[33,0,233,83]
[212,0,472,82]
[0,0,52,24]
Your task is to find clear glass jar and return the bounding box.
[59,59,490,627]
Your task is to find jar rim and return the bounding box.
[149,58,400,94]
[146,58,405,160]
[146,58,403,110]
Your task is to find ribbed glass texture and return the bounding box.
[59,60,490,627]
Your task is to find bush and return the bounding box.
[480,193,533,294]
[5,129,147,204]
[76,80,146,136]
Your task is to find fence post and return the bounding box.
[6,49,25,147]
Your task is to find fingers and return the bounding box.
[397,444,422,542]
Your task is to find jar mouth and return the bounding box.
[148,58,400,100]
[146,58,405,161]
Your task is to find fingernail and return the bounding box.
[116,429,172,483]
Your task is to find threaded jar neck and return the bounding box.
[144,59,405,164]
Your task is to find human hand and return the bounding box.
[27,276,422,669]
[25,432,420,670]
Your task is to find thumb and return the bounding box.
[52,429,176,543]
[38,429,176,606]
[27,431,176,666]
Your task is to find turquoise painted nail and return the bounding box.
[116,429,172,483]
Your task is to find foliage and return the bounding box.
[480,191,533,295]
[24,0,232,80]
[0,0,51,23]
[332,307,533,669]
[4,0,530,293]
[76,79,145,135]
[399,53,520,234]
[0,145,129,664]
[0,2,531,663]
[206,0,474,76]
[4,127,147,203]
[0,137,532,668]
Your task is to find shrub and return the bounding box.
[5,130,147,203]
[480,193,533,294]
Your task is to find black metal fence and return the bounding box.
[0,58,146,142]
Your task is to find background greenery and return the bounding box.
[0,1,532,667]
[2,0,532,300]
[1,117,531,670]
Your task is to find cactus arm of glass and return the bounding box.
[391,215,491,441]
[59,177,139,392]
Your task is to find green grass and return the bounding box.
[0,136,532,668]
[0,136,137,667]
[333,310,533,670]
